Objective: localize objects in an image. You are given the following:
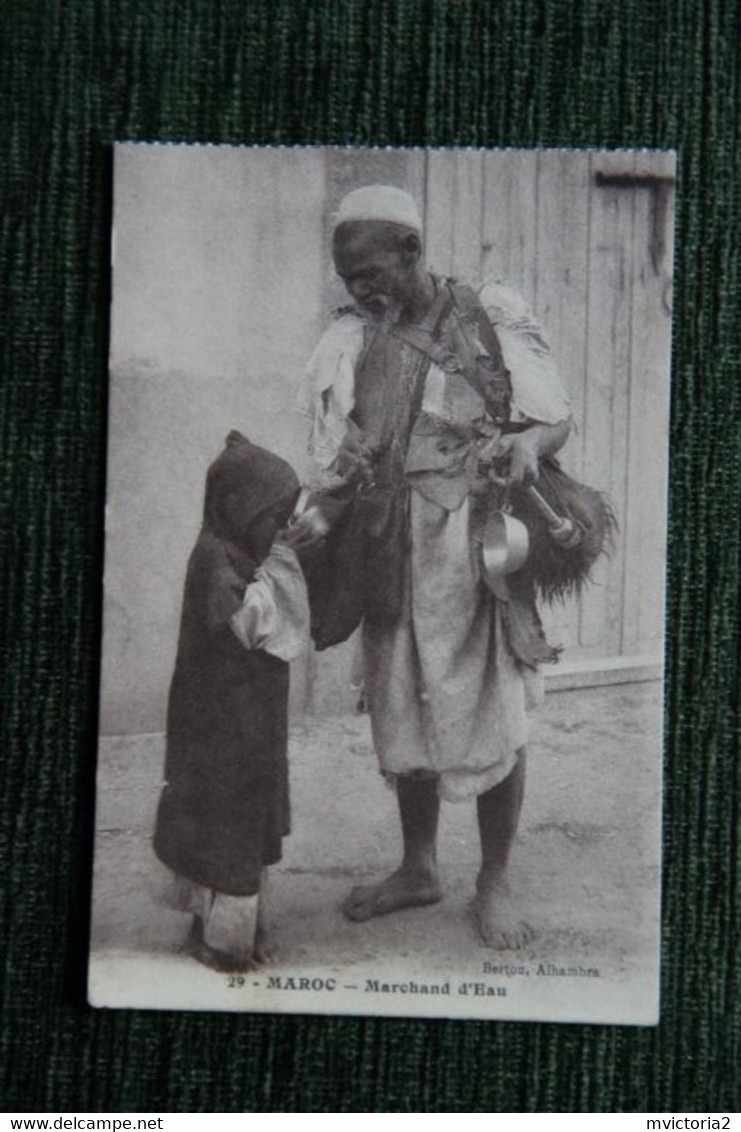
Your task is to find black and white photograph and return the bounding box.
[89,144,674,1024]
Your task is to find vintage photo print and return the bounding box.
[89,144,674,1024]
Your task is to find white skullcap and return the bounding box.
[333,185,423,233]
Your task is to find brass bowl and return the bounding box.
[481,511,530,585]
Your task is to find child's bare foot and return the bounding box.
[182,916,259,973]
[253,923,274,966]
[475,872,533,950]
[186,935,259,973]
[252,941,274,966]
[342,866,441,922]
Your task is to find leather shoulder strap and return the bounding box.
[446,280,512,425]
[407,284,455,422]
[447,281,509,375]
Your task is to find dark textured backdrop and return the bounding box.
[1,0,739,1114]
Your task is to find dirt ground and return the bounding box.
[89,680,662,1021]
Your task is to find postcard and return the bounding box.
[89,144,674,1023]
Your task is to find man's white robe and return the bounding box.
[301,281,571,800]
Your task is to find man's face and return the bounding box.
[332,223,418,321]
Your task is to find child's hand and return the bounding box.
[276,510,328,558]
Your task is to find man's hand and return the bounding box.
[477,432,540,485]
[336,426,375,483]
[495,432,541,484]
[478,419,571,485]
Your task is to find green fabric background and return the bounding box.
[1,0,739,1113]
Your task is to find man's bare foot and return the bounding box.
[475,873,534,950]
[343,866,442,922]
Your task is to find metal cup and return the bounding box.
[481,511,530,585]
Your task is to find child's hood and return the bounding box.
[203,430,299,541]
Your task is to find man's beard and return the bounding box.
[360,292,404,323]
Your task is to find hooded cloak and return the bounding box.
[153,432,301,896]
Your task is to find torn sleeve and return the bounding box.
[478,280,572,425]
[298,313,365,481]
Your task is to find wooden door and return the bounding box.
[425,149,674,683]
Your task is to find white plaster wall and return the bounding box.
[101,146,325,734]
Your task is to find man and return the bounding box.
[300,185,571,949]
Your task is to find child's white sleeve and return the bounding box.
[229,543,310,662]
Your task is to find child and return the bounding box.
[153,430,310,972]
